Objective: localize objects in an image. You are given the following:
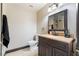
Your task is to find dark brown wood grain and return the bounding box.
[38,36,74,56]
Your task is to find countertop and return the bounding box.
[38,34,74,44]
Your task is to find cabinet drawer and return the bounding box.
[54,48,68,56]
[51,40,68,52]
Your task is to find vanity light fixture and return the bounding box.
[48,3,58,12]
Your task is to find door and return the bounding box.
[0,3,2,56]
[77,3,79,49]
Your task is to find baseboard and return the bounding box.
[4,45,30,56]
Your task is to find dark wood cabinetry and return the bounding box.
[53,48,67,56]
[38,35,74,56]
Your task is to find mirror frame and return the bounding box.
[48,9,68,33]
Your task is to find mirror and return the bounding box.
[48,10,68,36]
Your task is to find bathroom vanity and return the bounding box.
[38,34,75,56]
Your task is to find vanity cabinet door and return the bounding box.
[44,45,53,56]
[39,42,53,56]
[38,37,53,56]
[53,48,68,56]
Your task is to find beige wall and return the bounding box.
[3,3,37,50]
[37,3,78,40]
[37,4,49,34]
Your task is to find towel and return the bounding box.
[2,15,10,48]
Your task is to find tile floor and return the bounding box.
[5,47,38,56]
[5,47,79,56]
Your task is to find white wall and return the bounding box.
[3,3,37,50]
[37,3,78,40]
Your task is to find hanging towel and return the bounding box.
[2,15,10,48]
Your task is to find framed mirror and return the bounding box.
[48,9,68,36]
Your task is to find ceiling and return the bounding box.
[24,3,47,11]
[13,3,47,12]
[5,3,47,12]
